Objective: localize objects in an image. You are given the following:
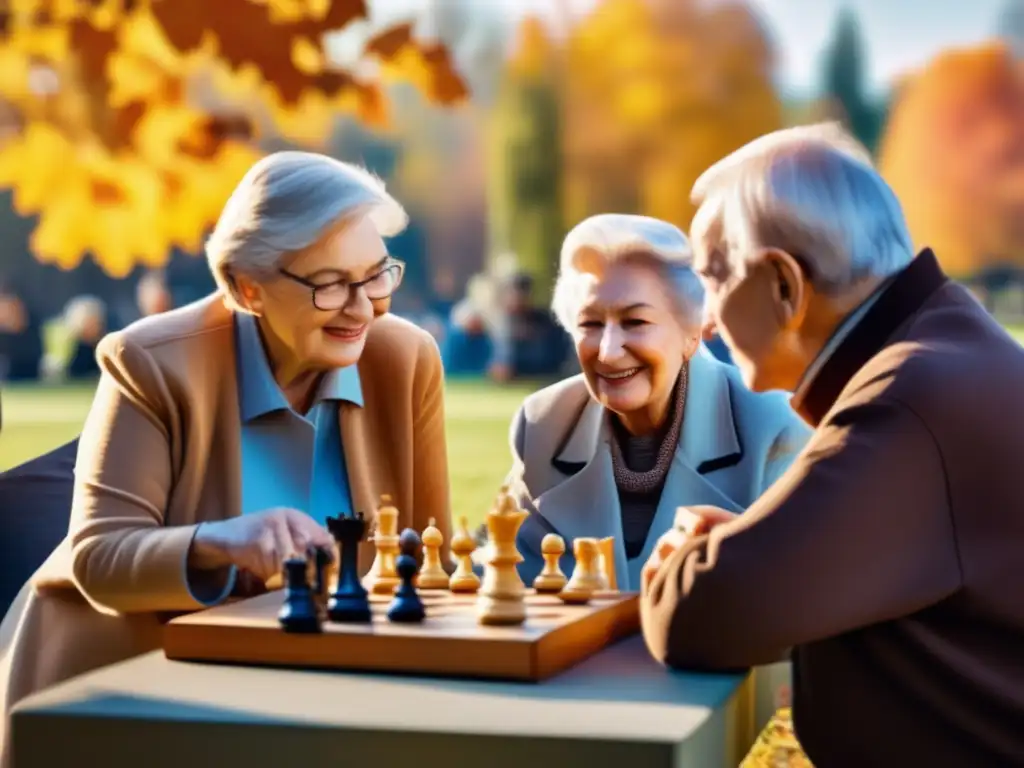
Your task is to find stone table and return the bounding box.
[10,636,769,768]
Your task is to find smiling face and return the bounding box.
[236,215,394,377]
[572,257,697,433]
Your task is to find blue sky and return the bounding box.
[500,0,1009,94]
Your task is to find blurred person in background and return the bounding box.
[488,272,569,383]
[62,295,107,380]
[641,123,1024,767]
[0,281,42,383]
[503,214,810,591]
[440,273,494,376]
[136,270,173,318]
[0,151,453,765]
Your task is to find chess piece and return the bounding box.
[477,490,528,626]
[387,528,426,623]
[363,494,401,595]
[417,517,450,590]
[533,533,568,593]
[278,556,322,633]
[325,514,372,623]
[559,538,603,604]
[597,536,616,592]
[449,516,481,593]
[310,544,333,614]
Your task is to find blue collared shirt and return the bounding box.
[187,311,362,605]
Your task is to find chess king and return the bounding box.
[0,152,453,764]
[502,213,812,592]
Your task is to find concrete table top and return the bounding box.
[11,636,758,768]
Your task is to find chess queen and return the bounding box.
[503,214,813,592]
[0,152,453,761]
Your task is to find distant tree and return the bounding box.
[878,44,1024,278]
[820,7,884,152]
[564,0,783,230]
[486,17,563,304]
[998,0,1024,58]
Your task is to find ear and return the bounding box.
[233,274,265,316]
[762,249,806,329]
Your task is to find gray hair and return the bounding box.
[206,151,409,310]
[690,122,914,295]
[551,214,705,334]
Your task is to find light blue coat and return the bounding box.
[505,345,812,591]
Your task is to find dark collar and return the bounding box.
[792,248,948,426]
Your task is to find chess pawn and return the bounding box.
[417,517,450,590]
[559,538,603,605]
[533,533,568,594]
[477,491,528,626]
[278,557,322,633]
[449,516,481,594]
[387,528,426,623]
[363,494,401,595]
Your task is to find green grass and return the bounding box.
[6,320,1024,528]
[1,380,536,530]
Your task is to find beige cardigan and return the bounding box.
[0,294,451,762]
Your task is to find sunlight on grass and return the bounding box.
[0,380,536,529]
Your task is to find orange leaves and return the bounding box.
[878,43,1024,277]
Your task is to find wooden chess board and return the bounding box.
[164,589,640,682]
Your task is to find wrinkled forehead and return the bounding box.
[576,259,673,313]
[286,215,388,276]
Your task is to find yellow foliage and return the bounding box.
[0,0,467,275]
[878,43,1024,277]
[563,0,783,229]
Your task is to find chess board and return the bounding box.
[164,589,640,682]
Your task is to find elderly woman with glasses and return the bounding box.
[504,214,811,592]
[0,152,451,749]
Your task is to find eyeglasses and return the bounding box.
[279,260,405,311]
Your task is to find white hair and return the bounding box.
[206,151,409,310]
[551,213,705,333]
[690,122,914,295]
[63,295,105,336]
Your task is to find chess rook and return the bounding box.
[363,494,401,595]
[387,528,426,623]
[476,489,528,626]
[278,556,322,633]
[533,533,568,593]
[418,517,450,590]
[326,514,371,623]
[449,516,481,593]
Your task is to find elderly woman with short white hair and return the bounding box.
[0,152,452,748]
[504,213,811,591]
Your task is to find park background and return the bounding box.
[3,0,1024,528]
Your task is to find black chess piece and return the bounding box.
[278,556,322,634]
[309,544,333,614]
[326,513,372,623]
[387,528,426,623]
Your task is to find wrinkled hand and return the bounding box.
[188,508,334,584]
[641,506,738,591]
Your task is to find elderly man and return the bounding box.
[641,122,1024,766]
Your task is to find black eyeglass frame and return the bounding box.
[278,259,406,310]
